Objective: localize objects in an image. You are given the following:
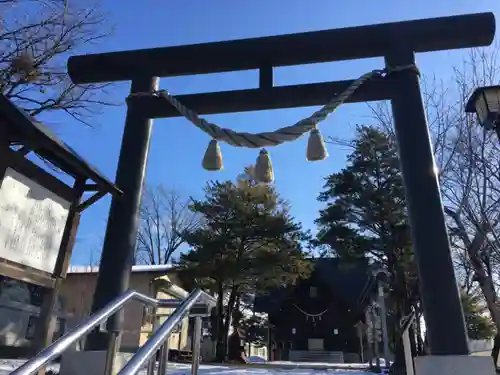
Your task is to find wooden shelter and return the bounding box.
[0,94,121,355]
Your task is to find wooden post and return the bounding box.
[0,125,10,183]
[32,278,63,357]
[33,179,84,375]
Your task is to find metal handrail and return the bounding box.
[10,289,213,375]
[118,288,207,375]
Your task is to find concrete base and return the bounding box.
[414,355,496,375]
[59,351,134,375]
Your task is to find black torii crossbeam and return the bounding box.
[67,12,495,356]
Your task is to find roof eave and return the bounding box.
[0,94,121,197]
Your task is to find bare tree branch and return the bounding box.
[0,0,117,126]
[329,45,500,334]
[136,186,201,265]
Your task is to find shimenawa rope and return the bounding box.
[128,64,417,183]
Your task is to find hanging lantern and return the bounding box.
[465,85,500,130]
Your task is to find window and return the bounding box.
[309,286,317,298]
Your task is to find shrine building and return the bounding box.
[254,258,375,363]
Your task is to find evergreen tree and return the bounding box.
[240,314,269,348]
[177,167,311,361]
[461,290,496,340]
[315,126,420,369]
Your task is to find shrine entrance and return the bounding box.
[66,12,494,362]
[308,339,324,351]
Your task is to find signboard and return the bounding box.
[0,168,70,274]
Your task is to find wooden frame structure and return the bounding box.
[0,93,121,358]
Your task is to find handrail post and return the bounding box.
[191,317,203,375]
[118,289,204,375]
[158,342,169,375]
[147,308,160,375]
[103,331,120,375]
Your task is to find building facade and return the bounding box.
[0,264,191,356]
[254,258,375,363]
[60,264,190,352]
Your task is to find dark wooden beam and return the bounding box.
[0,259,55,289]
[259,67,273,89]
[129,78,392,118]
[33,178,85,370]
[68,13,495,84]
[77,190,106,212]
[1,147,75,202]
[83,183,99,191]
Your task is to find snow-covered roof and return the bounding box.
[67,264,174,274]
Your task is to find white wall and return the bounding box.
[469,339,493,353]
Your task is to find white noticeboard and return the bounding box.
[0,168,71,274]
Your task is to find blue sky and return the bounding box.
[42,0,499,265]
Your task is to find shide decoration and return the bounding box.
[293,304,329,326]
[128,65,417,183]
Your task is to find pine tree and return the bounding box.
[461,290,496,340]
[177,167,311,361]
[315,126,420,369]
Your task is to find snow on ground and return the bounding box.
[0,359,375,375]
[248,356,267,363]
[268,362,371,369]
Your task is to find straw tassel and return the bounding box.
[202,139,223,171]
[306,127,328,161]
[254,149,274,183]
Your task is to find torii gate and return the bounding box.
[67,11,494,370]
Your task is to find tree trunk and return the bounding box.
[223,285,238,329]
[477,274,500,328]
[390,268,412,375]
[215,283,226,362]
[471,255,500,364]
[390,316,407,375]
[217,284,238,362]
[446,211,500,342]
[390,337,407,375]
